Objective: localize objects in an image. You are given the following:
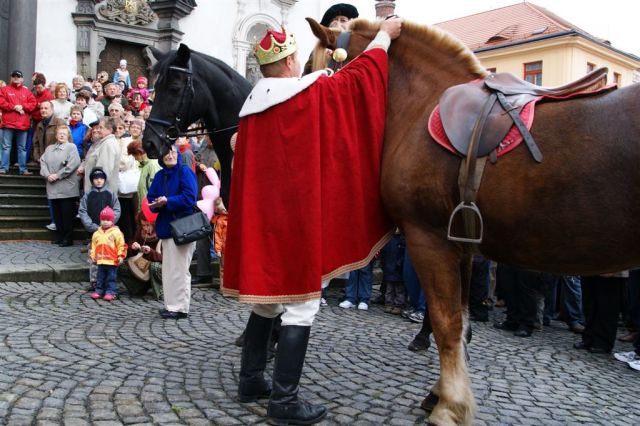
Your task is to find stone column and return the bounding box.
[375,0,396,19]
[0,0,10,80]
[149,0,197,51]
[7,0,37,80]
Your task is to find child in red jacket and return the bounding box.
[90,206,127,301]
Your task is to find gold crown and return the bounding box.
[254,28,298,65]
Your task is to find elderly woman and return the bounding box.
[40,125,81,246]
[107,102,125,121]
[146,145,197,319]
[51,83,73,121]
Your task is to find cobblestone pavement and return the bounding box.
[0,242,85,266]
[0,281,638,425]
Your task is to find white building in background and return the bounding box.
[0,0,396,87]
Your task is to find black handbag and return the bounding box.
[170,209,212,245]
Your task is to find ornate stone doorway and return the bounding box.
[98,39,149,86]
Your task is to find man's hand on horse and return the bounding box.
[380,17,402,40]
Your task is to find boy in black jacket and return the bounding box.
[78,167,121,288]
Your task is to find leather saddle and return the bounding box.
[439,67,609,160]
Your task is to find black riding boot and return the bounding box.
[238,312,274,402]
[267,326,327,425]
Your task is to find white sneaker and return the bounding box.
[320,298,328,307]
[629,359,640,371]
[46,222,57,231]
[357,302,369,311]
[339,300,354,309]
[614,351,640,363]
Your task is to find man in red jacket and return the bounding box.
[0,70,37,175]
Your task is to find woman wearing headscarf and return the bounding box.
[146,145,197,319]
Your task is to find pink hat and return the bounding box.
[100,206,115,223]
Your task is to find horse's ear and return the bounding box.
[148,46,164,61]
[306,17,338,49]
[176,43,191,67]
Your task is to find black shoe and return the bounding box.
[51,240,62,245]
[267,326,327,425]
[494,321,518,331]
[408,334,431,352]
[514,327,533,337]
[160,310,188,319]
[573,341,591,350]
[569,323,585,334]
[238,313,274,403]
[58,240,73,247]
[190,275,212,285]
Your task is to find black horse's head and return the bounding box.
[144,44,195,159]
[144,43,253,204]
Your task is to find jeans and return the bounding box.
[345,261,373,304]
[96,265,118,296]
[403,254,426,313]
[1,128,27,173]
[626,270,640,329]
[562,276,584,326]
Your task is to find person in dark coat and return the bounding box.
[146,145,197,319]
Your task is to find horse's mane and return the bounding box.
[350,19,488,78]
[153,49,248,88]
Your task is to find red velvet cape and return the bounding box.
[222,49,394,304]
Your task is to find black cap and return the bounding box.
[320,3,359,27]
[89,167,107,182]
[10,70,23,78]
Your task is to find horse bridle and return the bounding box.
[146,59,239,143]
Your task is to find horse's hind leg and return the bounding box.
[405,227,475,426]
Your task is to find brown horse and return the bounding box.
[309,19,640,425]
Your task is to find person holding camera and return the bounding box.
[146,145,197,319]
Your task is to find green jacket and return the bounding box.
[137,157,161,210]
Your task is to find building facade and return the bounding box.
[2,0,395,86]
[436,3,640,87]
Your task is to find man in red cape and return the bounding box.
[223,18,402,425]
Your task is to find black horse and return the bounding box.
[143,43,252,204]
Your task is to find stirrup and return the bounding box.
[447,201,483,244]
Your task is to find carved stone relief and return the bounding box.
[98,0,157,26]
[77,25,91,52]
[75,0,96,14]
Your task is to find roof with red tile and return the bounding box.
[434,2,604,51]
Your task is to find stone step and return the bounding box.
[0,204,49,216]
[0,173,44,186]
[0,228,86,241]
[0,183,47,195]
[0,216,52,229]
[0,193,48,206]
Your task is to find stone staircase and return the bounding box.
[0,168,84,241]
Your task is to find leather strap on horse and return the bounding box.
[447,94,495,246]
[495,91,543,163]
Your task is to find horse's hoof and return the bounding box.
[420,392,439,412]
